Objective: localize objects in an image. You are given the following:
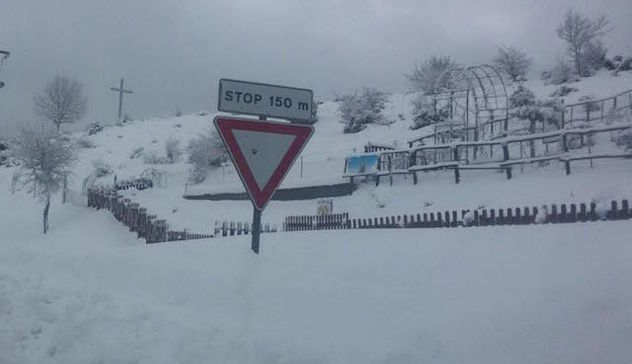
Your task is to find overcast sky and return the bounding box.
[1,0,631,135]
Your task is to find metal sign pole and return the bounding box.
[250,114,267,254]
[251,207,262,254]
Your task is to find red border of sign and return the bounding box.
[213,116,314,210]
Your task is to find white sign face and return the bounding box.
[218,79,314,122]
[232,129,295,190]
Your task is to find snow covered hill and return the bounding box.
[49,70,632,232]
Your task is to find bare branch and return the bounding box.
[34,75,87,130]
[493,45,531,82]
[556,9,610,75]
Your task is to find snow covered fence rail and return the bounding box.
[348,123,632,186]
[563,88,632,127]
[87,187,213,244]
[283,200,630,232]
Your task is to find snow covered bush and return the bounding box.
[548,59,578,85]
[74,136,95,149]
[339,88,389,134]
[604,55,632,74]
[143,151,169,165]
[549,85,578,97]
[577,95,601,113]
[540,71,552,81]
[0,140,15,167]
[129,146,144,159]
[613,130,632,151]
[580,40,607,75]
[409,95,449,130]
[187,128,228,183]
[510,85,563,130]
[92,159,113,177]
[164,138,182,163]
[85,122,104,135]
[509,85,536,108]
[12,123,76,233]
[620,58,632,72]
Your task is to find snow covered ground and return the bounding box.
[1,70,632,362]
[1,182,631,363]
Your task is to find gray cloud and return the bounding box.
[1,0,631,135]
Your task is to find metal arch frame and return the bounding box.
[0,50,9,89]
[432,64,509,142]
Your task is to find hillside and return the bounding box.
[55,70,632,232]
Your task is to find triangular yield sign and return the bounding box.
[214,116,314,210]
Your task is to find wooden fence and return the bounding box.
[563,89,632,127]
[284,213,350,231]
[348,123,632,186]
[214,220,277,237]
[87,187,213,244]
[283,199,630,232]
[88,188,630,241]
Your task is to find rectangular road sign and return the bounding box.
[218,79,314,122]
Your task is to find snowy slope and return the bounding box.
[46,70,630,232]
[1,181,631,363]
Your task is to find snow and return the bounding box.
[2,181,632,363]
[1,70,632,362]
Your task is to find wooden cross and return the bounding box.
[110,78,133,121]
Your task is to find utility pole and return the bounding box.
[0,50,10,90]
[110,78,133,121]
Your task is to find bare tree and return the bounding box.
[493,46,531,82]
[406,56,457,95]
[13,123,76,233]
[556,10,610,75]
[34,75,87,131]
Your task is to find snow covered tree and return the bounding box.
[165,138,182,163]
[338,88,388,133]
[187,128,227,183]
[556,10,610,76]
[409,95,449,130]
[493,46,531,82]
[510,85,562,132]
[581,39,608,74]
[34,75,87,131]
[406,56,457,95]
[509,85,536,108]
[613,130,632,151]
[12,123,75,233]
